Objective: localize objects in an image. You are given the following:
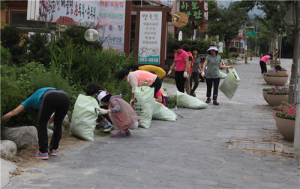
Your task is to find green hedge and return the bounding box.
[167,38,219,55]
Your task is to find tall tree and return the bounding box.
[207,1,249,55]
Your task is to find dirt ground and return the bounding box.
[7,131,85,173]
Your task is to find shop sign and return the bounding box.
[179,0,208,22]
[138,11,162,65]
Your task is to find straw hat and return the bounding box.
[207,46,218,52]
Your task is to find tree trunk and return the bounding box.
[289,1,299,104]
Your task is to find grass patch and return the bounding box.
[94,130,111,137]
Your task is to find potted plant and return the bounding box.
[262,87,276,103]
[266,86,289,107]
[264,72,288,86]
[273,102,296,141]
[279,68,287,74]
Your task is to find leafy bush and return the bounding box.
[1,77,38,129]
[1,45,11,66]
[60,26,103,51]
[24,30,51,67]
[167,37,219,55]
[219,52,227,59]
[230,52,239,58]
[166,95,177,109]
[1,62,81,128]
[0,25,27,64]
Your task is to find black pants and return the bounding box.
[206,78,220,101]
[38,90,70,153]
[97,105,112,123]
[150,77,162,96]
[190,72,199,93]
[260,61,267,73]
[175,71,186,93]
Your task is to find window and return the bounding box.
[10,11,46,28]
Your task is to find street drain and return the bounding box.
[228,140,284,153]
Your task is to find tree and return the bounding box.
[207,1,249,56]
[239,0,296,103]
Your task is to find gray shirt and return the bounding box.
[205,54,222,78]
[192,55,201,72]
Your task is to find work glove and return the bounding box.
[98,108,108,114]
[130,99,134,106]
[201,72,205,77]
[167,70,172,77]
[228,67,233,69]
[183,71,189,78]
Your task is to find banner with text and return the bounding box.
[27,0,125,52]
[138,11,162,65]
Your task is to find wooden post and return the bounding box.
[134,9,140,62]
[124,0,132,55]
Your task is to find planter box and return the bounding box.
[266,93,288,107]
[263,89,269,103]
[274,116,295,141]
[264,76,288,86]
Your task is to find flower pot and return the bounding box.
[264,76,288,86]
[274,116,295,141]
[263,90,269,103]
[266,93,288,107]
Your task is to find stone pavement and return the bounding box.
[4,57,300,189]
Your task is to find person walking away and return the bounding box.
[260,54,272,77]
[202,46,233,105]
[129,64,166,82]
[167,42,190,93]
[190,45,202,97]
[117,70,162,106]
[1,87,70,159]
[98,93,139,137]
[182,44,193,95]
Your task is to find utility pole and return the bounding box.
[294,1,300,155]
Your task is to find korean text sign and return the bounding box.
[179,0,208,22]
[138,11,162,65]
[30,0,125,52]
[98,1,126,52]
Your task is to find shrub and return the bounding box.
[230,52,239,58]
[24,30,51,67]
[0,25,27,64]
[1,77,38,129]
[219,52,227,59]
[1,45,11,66]
[166,95,177,109]
[167,37,219,54]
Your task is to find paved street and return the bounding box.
[5,57,300,189]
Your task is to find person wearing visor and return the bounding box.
[202,46,233,105]
[1,87,70,160]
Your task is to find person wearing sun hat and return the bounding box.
[202,45,233,105]
[98,93,139,137]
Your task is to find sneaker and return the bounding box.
[206,97,211,103]
[103,127,112,133]
[125,130,131,136]
[111,131,126,137]
[49,149,57,156]
[213,100,219,105]
[103,122,112,129]
[32,151,48,160]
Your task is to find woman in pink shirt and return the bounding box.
[167,42,191,93]
[260,54,272,77]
